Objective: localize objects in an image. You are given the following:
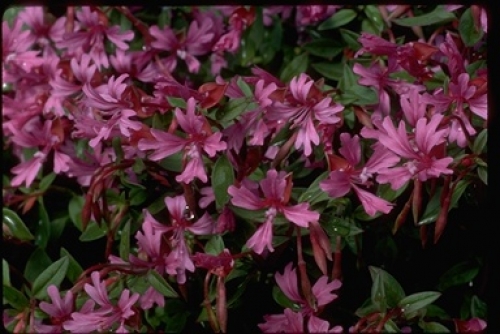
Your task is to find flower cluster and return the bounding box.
[3,5,487,334]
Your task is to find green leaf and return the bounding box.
[470,295,487,318]
[79,220,107,242]
[205,235,225,255]
[236,77,253,97]
[218,98,256,122]
[339,85,379,105]
[318,9,358,30]
[303,39,344,59]
[159,151,183,172]
[418,321,450,333]
[50,215,68,242]
[32,256,69,299]
[167,97,186,109]
[3,208,34,241]
[393,6,456,27]
[211,155,235,209]
[338,63,358,92]
[322,216,364,237]
[272,285,298,310]
[399,291,441,314]
[369,266,405,313]
[68,196,85,231]
[311,62,343,81]
[3,285,29,310]
[472,129,487,154]
[129,187,148,206]
[60,248,83,284]
[147,270,179,298]
[39,173,56,191]
[418,180,470,225]
[459,8,484,47]
[364,5,384,34]
[24,248,53,283]
[119,220,131,261]
[340,29,361,50]
[36,198,51,249]
[280,53,309,82]
[438,260,480,291]
[3,259,11,286]
[298,171,330,204]
[158,7,170,28]
[478,166,487,185]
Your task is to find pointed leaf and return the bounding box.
[60,248,83,284]
[24,248,52,283]
[369,266,405,312]
[32,256,69,299]
[3,285,29,310]
[205,235,225,255]
[393,6,456,27]
[280,53,309,82]
[399,291,441,314]
[318,9,358,30]
[79,220,107,241]
[68,196,85,231]
[459,8,484,47]
[303,39,343,59]
[438,260,480,291]
[3,208,34,241]
[212,155,235,209]
[311,62,343,81]
[147,270,179,298]
[119,220,131,260]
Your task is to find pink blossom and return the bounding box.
[138,98,226,183]
[259,308,304,333]
[320,133,398,216]
[57,7,133,68]
[36,285,74,333]
[263,6,293,26]
[17,7,67,51]
[267,73,343,156]
[307,315,343,333]
[150,16,215,73]
[275,263,341,317]
[139,287,165,310]
[454,317,487,333]
[229,170,319,254]
[109,49,157,82]
[376,114,454,189]
[295,6,339,26]
[64,271,139,333]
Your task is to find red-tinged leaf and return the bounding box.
[216,276,227,333]
[412,42,438,61]
[21,196,37,214]
[199,82,228,109]
[327,153,350,172]
[412,179,422,223]
[354,106,373,129]
[434,193,452,244]
[283,172,293,205]
[393,193,412,234]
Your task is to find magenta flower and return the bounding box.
[275,263,341,316]
[57,7,134,68]
[17,7,67,51]
[229,169,320,254]
[320,133,398,216]
[267,73,343,156]
[454,317,487,333]
[295,5,339,26]
[307,315,343,333]
[376,114,454,190]
[138,97,226,184]
[259,308,304,333]
[109,49,157,82]
[35,285,74,333]
[63,271,140,333]
[147,195,214,283]
[150,16,215,73]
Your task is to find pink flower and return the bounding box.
[307,315,343,333]
[275,263,341,316]
[138,98,226,183]
[57,7,133,68]
[295,6,339,26]
[150,16,215,73]
[36,285,74,333]
[64,271,139,333]
[139,287,165,310]
[109,49,157,82]
[229,169,319,254]
[148,195,214,283]
[267,73,343,156]
[454,317,487,333]
[376,114,454,189]
[259,308,304,333]
[320,133,398,216]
